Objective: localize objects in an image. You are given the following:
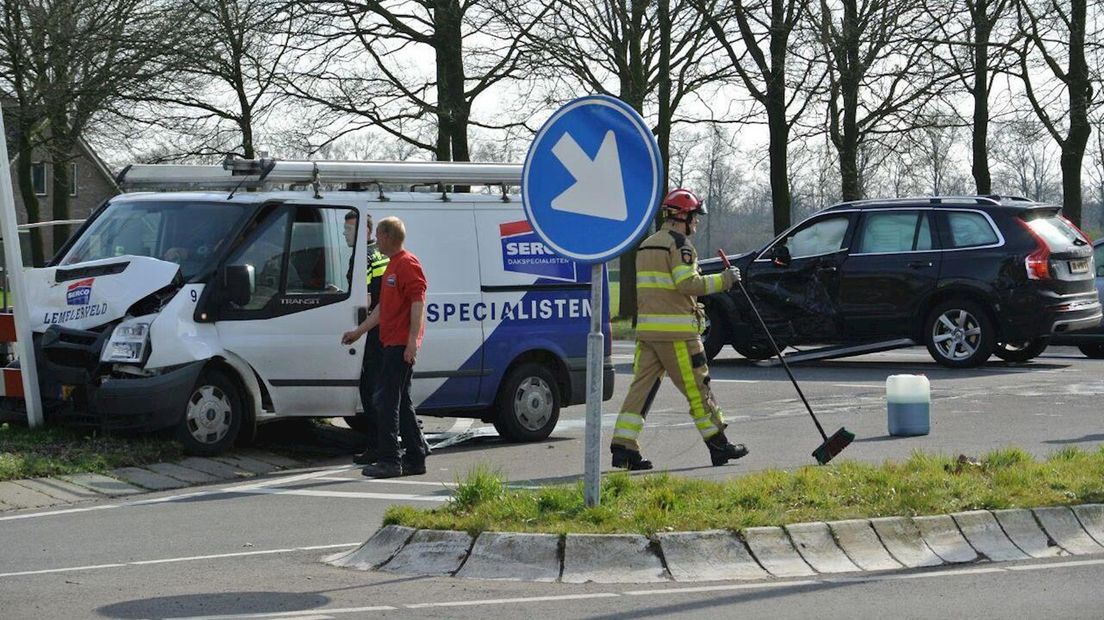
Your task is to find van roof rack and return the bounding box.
[115,156,524,191]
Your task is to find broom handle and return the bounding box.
[717,250,828,442]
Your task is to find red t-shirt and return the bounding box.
[379,249,428,347]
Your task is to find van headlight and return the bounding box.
[102,321,150,363]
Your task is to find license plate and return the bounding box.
[1069,259,1089,274]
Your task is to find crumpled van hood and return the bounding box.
[26,256,182,332]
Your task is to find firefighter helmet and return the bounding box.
[661,188,707,216]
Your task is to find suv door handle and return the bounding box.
[908,261,933,269]
[816,265,838,274]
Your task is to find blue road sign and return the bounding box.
[522,95,664,264]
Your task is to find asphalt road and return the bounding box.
[3,343,1104,618]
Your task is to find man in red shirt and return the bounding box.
[341,216,429,478]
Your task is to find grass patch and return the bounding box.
[384,447,1104,536]
[0,423,183,482]
[611,318,635,341]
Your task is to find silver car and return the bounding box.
[1052,238,1104,357]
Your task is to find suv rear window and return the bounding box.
[946,212,999,248]
[1024,213,1085,250]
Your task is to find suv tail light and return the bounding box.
[1018,219,1051,280]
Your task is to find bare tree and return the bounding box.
[929,0,1015,194]
[1011,0,1101,226]
[1087,114,1104,232]
[815,0,952,201]
[290,1,544,163]
[0,0,179,259]
[693,0,821,235]
[130,0,314,160]
[990,117,1059,201]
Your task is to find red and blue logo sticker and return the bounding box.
[66,278,94,306]
[499,221,578,282]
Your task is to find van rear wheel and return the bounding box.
[175,369,242,456]
[493,363,560,442]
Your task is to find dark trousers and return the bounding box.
[375,345,427,465]
[356,328,382,449]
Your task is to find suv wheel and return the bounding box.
[175,369,242,456]
[924,300,995,368]
[1079,344,1104,359]
[493,363,560,442]
[735,341,774,361]
[994,338,1050,363]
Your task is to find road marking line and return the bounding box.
[709,379,758,383]
[1006,558,1104,571]
[622,580,818,595]
[830,384,885,388]
[233,487,448,502]
[172,606,395,619]
[0,503,119,522]
[404,593,622,609]
[0,543,359,579]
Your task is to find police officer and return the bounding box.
[344,212,391,465]
[610,189,749,470]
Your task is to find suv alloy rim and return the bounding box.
[186,385,233,444]
[512,376,554,432]
[932,309,982,361]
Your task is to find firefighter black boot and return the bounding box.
[706,432,749,466]
[611,445,654,471]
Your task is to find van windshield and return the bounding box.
[60,200,252,280]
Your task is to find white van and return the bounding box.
[23,159,614,455]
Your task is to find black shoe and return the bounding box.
[361,461,403,478]
[401,457,427,476]
[353,448,380,465]
[611,445,654,471]
[707,433,749,466]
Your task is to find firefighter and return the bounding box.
[610,188,749,470]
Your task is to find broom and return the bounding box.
[717,250,854,464]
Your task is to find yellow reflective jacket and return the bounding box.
[635,224,734,341]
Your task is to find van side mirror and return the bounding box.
[223,264,255,306]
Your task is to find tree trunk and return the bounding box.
[49,154,72,256]
[972,20,992,195]
[14,132,44,266]
[657,0,671,190]
[1061,0,1090,226]
[835,0,863,201]
[767,2,792,234]
[434,0,467,164]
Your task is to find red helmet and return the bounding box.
[661,188,707,216]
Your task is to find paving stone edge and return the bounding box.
[0,451,306,511]
[328,505,1104,583]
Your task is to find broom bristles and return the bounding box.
[812,428,855,465]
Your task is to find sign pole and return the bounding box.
[0,114,44,427]
[584,263,604,507]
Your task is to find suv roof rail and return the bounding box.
[830,195,1002,209]
[116,157,524,191]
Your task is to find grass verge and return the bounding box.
[385,448,1104,536]
[611,318,635,341]
[0,423,183,482]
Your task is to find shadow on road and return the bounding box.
[97,591,330,619]
[1043,433,1104,445]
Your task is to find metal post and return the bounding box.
[584,263,605,507]
[0,114,44,427]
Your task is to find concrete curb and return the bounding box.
[328,504,1104,583]
[0,451,306,512]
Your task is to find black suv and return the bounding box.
[700,196,1102,368]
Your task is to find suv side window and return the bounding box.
[856,211,934,254]
[778,216,850,259]
[946,211,999,248]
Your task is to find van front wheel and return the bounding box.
[493,363,560,442]
[175,369,242,456]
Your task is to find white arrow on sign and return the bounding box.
[550,130,628,222]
